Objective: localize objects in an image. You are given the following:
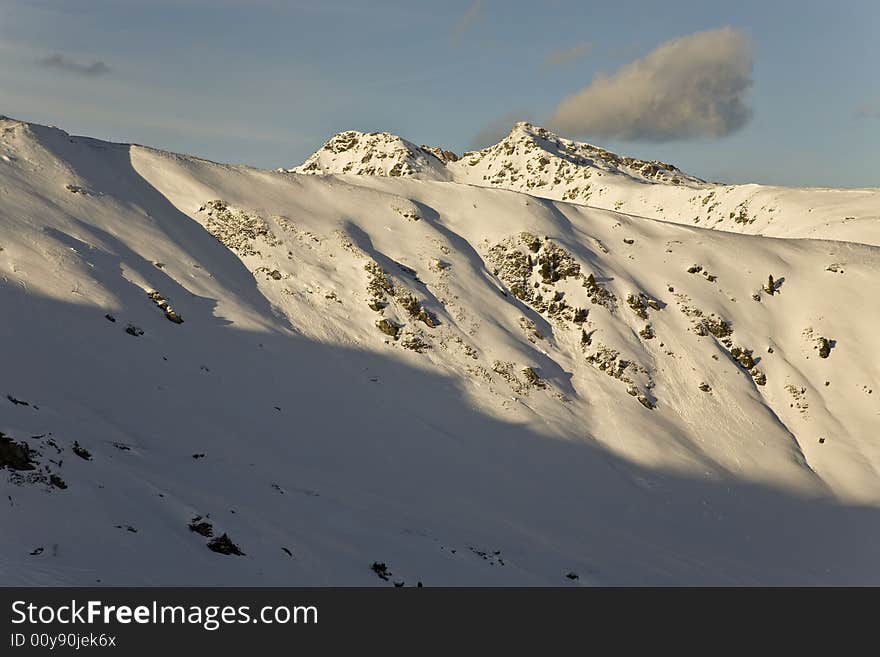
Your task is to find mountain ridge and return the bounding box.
[2,116,879,585]
[290,121,880,246]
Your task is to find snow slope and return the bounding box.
[2,116,879,585]
[295,122,880,245]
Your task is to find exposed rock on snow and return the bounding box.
[290,130,451,181]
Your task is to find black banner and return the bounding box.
[0,586,859,653]
[0,587,587,653]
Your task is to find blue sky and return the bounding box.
[1,0,877,187]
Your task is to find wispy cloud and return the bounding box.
[543,42,593,68]
[37,53,111,77]
[548,27,753,141]
[452,0,482,41]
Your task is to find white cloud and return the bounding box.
[548,27,753,141]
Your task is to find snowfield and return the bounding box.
[1,116,879,585]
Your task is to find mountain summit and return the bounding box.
[291,122,701,187]
[455,121,706,191]
[289,130,452,181]
[291,122,879,245]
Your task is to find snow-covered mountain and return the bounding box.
[295,122,880,245]
[290,130,452,180]
[2,116,880,586]
[453,121,707,188]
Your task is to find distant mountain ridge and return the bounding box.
[291,122,880,246]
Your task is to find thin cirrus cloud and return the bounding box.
[547,27,753,141]
[543,42,593,68]
[37,53,111,77]
[452,0,482,41]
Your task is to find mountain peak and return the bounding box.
[290,129,451,180]
[290,122,705,200]
[460,121,704,189]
